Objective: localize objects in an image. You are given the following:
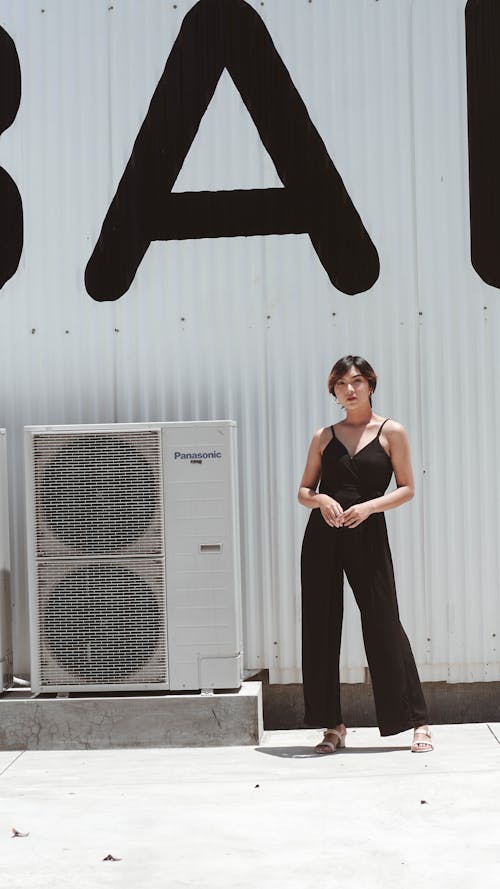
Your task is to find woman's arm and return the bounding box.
[298,428,345,527]
[341,421,415,528]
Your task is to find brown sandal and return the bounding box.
[314,728,346,754]
[411,729,433,753]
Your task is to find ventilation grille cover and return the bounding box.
[33,431,164,558]
[37,559,167,687]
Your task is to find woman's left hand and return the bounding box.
[341,502,373,528]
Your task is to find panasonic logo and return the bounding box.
[174,450,222,460]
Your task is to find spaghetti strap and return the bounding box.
[377,418,390,437]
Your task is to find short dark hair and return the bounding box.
[327,355,377,396]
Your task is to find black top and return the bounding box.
[319,420,393,510]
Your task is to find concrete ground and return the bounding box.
[1,723,498,889]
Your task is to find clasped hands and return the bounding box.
[319,495,373,529]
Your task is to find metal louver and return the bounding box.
[38,559,167,687]
[0,429,12,691]
[26,425,169,692]
[33,432,164,558]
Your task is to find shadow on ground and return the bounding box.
[255,745,409,758]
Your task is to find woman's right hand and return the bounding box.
[318,495,344,528]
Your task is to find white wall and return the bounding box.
[0,0,497,682]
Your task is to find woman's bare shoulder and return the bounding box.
[310,425,334,451]
[380,418,410,449]
[382,418,407,435]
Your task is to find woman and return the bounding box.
[298,355,432,754]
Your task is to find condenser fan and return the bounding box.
[40,563,165,683]
[35,432,162,556]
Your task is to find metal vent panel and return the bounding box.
[36,558,168,688]
[33,431,164,558]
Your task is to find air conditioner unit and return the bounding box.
[24,421,242,694]
[0,429,12,692]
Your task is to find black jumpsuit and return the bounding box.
[301,421,428,736]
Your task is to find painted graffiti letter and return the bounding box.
[0,27,22,288]
[86,0,379,301]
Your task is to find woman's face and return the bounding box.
[334,365,371,408]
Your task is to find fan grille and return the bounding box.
[33,431,164,557]
[37,559,167,686]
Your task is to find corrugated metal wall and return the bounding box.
[0,0,498,683]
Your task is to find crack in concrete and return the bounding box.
[211,707,222,729]
[486,724,500,744]
[0,750,25,777]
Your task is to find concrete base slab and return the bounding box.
[0,681,263,750]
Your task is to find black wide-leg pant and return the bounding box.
[301,510,428,736]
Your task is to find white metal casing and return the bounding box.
[25,421,242,693]
[0,430,12,691]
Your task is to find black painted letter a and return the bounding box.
[86,0,379,301]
